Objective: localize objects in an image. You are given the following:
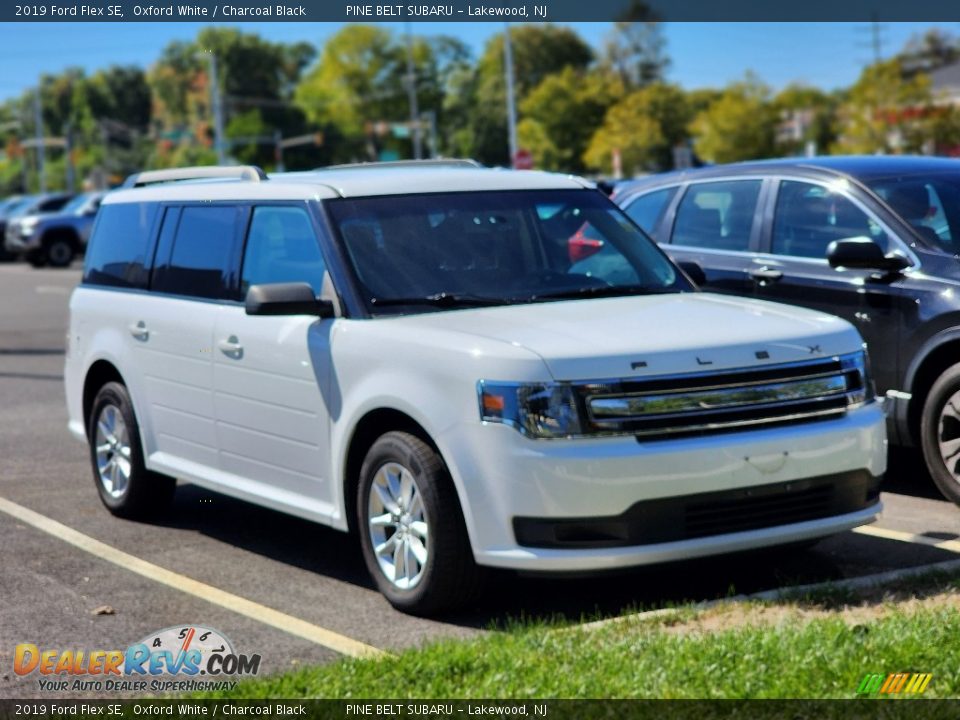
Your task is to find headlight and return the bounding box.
[478,381,583,438]
[841,347,875,406]
[18,219,38,236]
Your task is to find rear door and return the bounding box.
[139,204,244,471]
[660,179,766,296]
[212,204,336,517]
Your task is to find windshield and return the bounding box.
[61,192,96,214]
[868,174,960,254]
[327,189,689,314]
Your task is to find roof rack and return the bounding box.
[318,159,483,171]
[122,165,267,188]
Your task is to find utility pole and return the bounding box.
[203,52,227,165]
[404,22,422,160]
[503,23,519,168]
[64,122,75,193]
[33,87,45,193]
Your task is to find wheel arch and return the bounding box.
[905,331,960,444]
[82,359,127,436]
[341,408,454,536]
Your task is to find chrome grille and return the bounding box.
[578,353,870,440]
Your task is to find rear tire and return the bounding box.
[89,382,175,519]
[357,431,483,615]
[920,364,960,506]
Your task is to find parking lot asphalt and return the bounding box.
[2,261,960,699]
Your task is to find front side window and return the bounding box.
[772,180,886,259]
[327,190,688,314]
[83,202,158,289]
[671,180,761,251]
[152,205,241,300]
[241,206,326,296]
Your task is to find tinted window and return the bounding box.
[241,206,325,296]
[37,196,71,213]
[672,180,761,251]
[328,190,687,314]
[624,187,677,235]
[153,206,240,300]
[772,181,886,259]
[83,203,159,289]
[870,178,960,253]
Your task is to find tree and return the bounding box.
[457,24,595,165]
[150,28,315,169]
[898,28,960,75]
[602,21,669,90]
[583,83,689,175]
[832,59,935,154]
[773,84,839,156]
[689,75,777,163]
[518,67,621,172]
[295,25,472,163]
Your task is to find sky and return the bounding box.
[0,21,951,101]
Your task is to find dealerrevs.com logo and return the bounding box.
[14,625,261,693]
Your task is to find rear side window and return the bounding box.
[83,203,159,289]
[671,180,761,251]
[623,187,677,235]
[152,206,242,300]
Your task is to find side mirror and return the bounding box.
[826,237,910,273]
[245,282,335,318]
[676,259,706,286]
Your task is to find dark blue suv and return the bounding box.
[616,156,960,506]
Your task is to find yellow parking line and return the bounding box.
[0,495,388,659]
[852,524,960,554]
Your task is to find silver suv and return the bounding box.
[6,191,103,268]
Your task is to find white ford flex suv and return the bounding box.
[65,162,886,614]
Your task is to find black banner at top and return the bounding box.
[5,0,960,23]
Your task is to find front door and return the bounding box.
[212,205,336,518]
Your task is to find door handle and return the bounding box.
[749,267,784,284]
[218,335,243,358]
[128,321,149,341]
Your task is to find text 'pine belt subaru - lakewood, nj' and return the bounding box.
[63,162,886,614]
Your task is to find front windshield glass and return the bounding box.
[327,189,689,314]
[868,174,960,254]
[61,193,94,214]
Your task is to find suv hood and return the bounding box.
[398,292,863,380]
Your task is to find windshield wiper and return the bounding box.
[530,285,676,301]
[370,292,511,308]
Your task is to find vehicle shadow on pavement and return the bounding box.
[883,448,945,501]
[138,482,959,629]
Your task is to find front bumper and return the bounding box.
[440,400,886,571]
[4,228,39,253]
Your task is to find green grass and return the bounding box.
[194,601,960,699]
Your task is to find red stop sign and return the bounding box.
[513,149,533,170]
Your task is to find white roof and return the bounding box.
[103,166,593,205]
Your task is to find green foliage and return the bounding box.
[832,59,941,155]
[690,74,777,163]
[518,67,621,172]
[584,83,690,174]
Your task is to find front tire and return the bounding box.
[89,382,175,518]
[921,364,960,505]
[45,236,75,268]
[357,431,483,615]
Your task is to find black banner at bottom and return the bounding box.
[2,700,960,720]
